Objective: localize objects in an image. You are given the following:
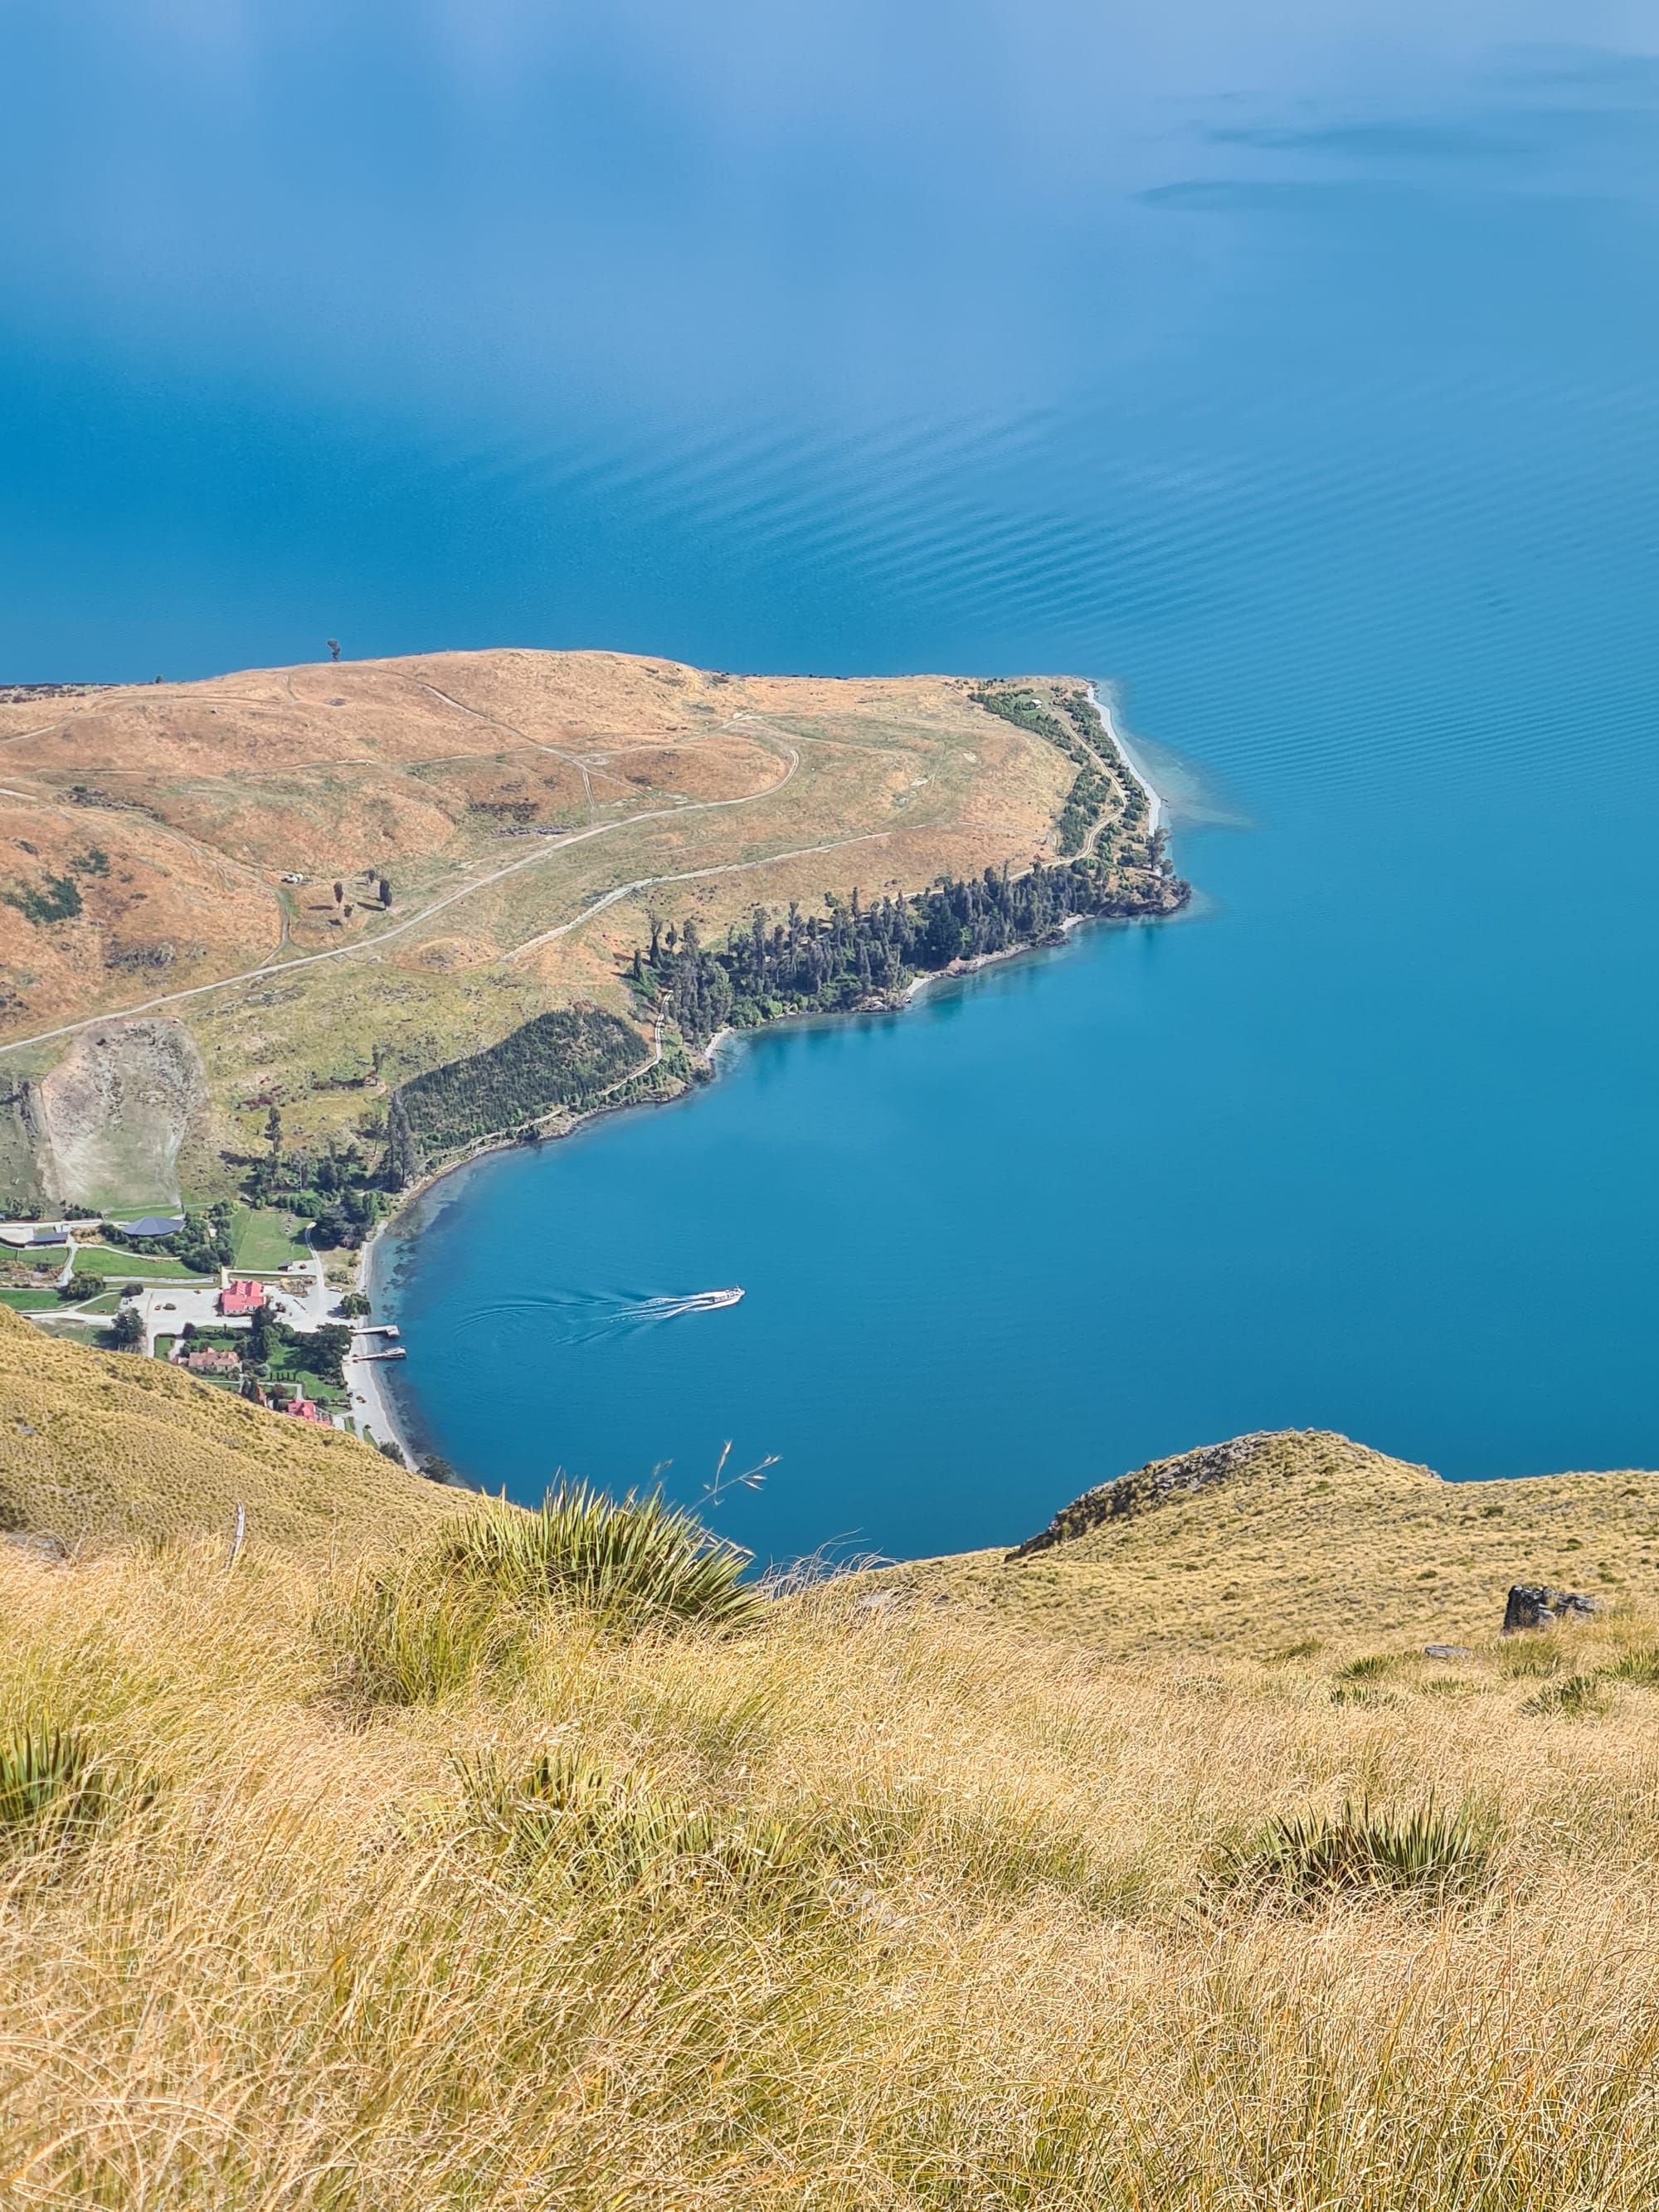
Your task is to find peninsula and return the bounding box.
[0,650,1186,1276]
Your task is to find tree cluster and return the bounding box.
[971,682,1146,861]
[244,1115,387,1249]
[632,854,1189,1048]
[245,1308,352,1390]
[385,1008,645,1182]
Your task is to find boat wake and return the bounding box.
[629,1288,744,1318]
[450,1286,744,1349]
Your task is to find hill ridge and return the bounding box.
[1008,1427,1440,1557]
[0,1304,451,1550]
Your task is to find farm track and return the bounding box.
[0,702,805,1058]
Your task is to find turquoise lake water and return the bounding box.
[17,4,1645,1564]
[363,18,1659,1564]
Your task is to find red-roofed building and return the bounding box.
[220,1279,267,1316]
[183,1348,241,1375]
[285,1393,326,1423]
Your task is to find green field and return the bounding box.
[73,1246,214,1281]
[2,1244,68,1271]
[229,1206,311,1270]
[0,1287,60,1310]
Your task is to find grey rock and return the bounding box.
[1503,1584,1599,1634]
[2,1532,68,1563]
[1423,1644,1472,1660]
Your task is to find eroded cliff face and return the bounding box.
[32,1017,208,1211]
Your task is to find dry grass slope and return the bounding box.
[913,1427,1659,1651]
[0,1305,452,1550]
[9,1347,1659,2203]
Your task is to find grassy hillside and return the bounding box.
[6,1344,1659,2203]
[909,1427,1659,1651]
[0,1305,452,1549]
[0,653,1150,1211]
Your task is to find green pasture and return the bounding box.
[230,1207,311,1270]
[74,1246,214,1281]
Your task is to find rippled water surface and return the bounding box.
[361,11,1659,1562]
[11,3,1653,1560]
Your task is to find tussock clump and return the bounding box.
[459,1745,813,1897]
[1329,1681,1396,1709]
[318,1569,512,1708]
[456,1748,1102,1927]
[1209,1796,1496,1912]
[1330,1654,1398,1708]
[320,1485,764,1706]
[0,1723,108,1852]
[436,1485,766,1633]
[1525,1672,1613,1719]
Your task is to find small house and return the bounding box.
[184,1348,241,1376]
[285,1393,326,1424]
[220,1280,267,1316]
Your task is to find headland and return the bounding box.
[0,653,1190,1457]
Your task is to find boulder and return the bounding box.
[1423,1644,1472,1660]
[1502,1584,1599,1634]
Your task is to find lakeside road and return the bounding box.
[1088,681,1166,834]
[351,1227,412,1461]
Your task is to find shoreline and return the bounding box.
[349,1224,413,1462]
[1087,679,1166,834]
[358,681,1185,1448]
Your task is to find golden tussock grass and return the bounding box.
[0,1305,454,1551]
[919,1427,1659,1653]
[7,1477,1659,2209]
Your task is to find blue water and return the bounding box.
[7,6,1659,1557]
[378,707,1657,1563]
[370,17,1659,1561]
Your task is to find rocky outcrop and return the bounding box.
[1502,1585,1600,1634]
[1007,1428,1439,1560]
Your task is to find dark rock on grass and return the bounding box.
[1503,1585,1599,1634]
[1010,1434,1287,1558]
